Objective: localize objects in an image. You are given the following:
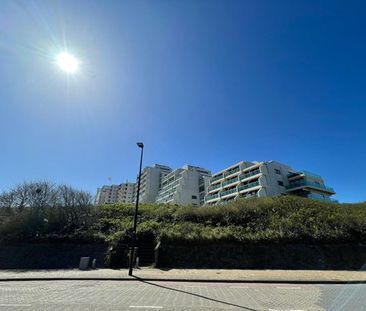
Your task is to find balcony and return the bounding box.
[239,169,261,181]
[287,172,301,179]
[288,171,323,180]
[208,183,221,192]
[286,180,335,194]
[222,177,239,187]
[220,188,237,197]
[224,167,240,177]
[206,193,219,201]
[307,193,338,203]
[303,171,323,180]
[211,174,224,183]
[238,181,260,192]
[247,193,258,198]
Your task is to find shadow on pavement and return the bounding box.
[132,276,257,310]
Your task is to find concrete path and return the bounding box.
[0,268,365,283]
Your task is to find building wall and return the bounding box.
[156,165,211,206]
[257,161,293,197]
[133,164,172,203]
[95,183,135,205]
[117,183,135,203]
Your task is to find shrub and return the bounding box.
[2,195,366,245]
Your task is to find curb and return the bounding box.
[0,277,365,284]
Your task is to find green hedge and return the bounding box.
[2,196,366,245]
[2,195,366,269]
[94,196,366,245]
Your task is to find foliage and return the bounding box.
[95,196,366,245]
[1,185,366,246]
[0,181,96,241]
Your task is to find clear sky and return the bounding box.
[1,0,365,203]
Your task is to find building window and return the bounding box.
[277,181,284,186]
[275,169,281,175]
[192,195,197,199]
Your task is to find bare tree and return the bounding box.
[58,185,94,228]
[25,181,59,210]
[0,191,16,208]
[0,181,95,234]
[13,183,29,210]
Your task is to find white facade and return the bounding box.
[156,165,211,206]
[205,161,336,204]
[133,164,172,203]
[95,182,135,205]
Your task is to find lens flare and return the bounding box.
[55,52,80,73]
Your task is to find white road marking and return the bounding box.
[0,304,32,307]
[229,286,249,289]
[130,306,163,309]
[184,285,208,288]
[275,286,302,290]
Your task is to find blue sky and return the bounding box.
[0,0,365,203]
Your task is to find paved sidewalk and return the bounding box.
[0,268,366,283]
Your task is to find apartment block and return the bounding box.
[205,161,336,205]
[156,165,211,206]
[95,182,135,205]
[133,164,172,203]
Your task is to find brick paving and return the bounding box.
[0,280,365,310]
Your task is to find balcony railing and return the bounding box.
[211,174,224,182]
[206,193,219,201]
[303,171,323,180]
[307,193,338,202]
[287,172,301,179]
[286,180,335,193]
[288,171,323,180]
[239,169,260,181]
[222,177,239,187]
[208,183,221,191]
[224,167,240,177]
[220,188,237,197]
[242,192,258,199]
[238,181,260,192]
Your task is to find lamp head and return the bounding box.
[137,142,144,148]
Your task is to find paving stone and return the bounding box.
[0,280,364,310]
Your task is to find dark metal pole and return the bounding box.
[129,142,144,276]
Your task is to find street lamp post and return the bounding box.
[128,142,144,276]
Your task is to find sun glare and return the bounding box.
[55,52,80,74]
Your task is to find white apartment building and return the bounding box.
[133,164,172,203]
[95,182,135,205]
[205,161,336,205]
[156,165,211,206]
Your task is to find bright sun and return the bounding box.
[55,52,80,73]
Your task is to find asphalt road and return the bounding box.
[0,280,364,310]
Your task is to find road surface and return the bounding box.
[0,280,364,310]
